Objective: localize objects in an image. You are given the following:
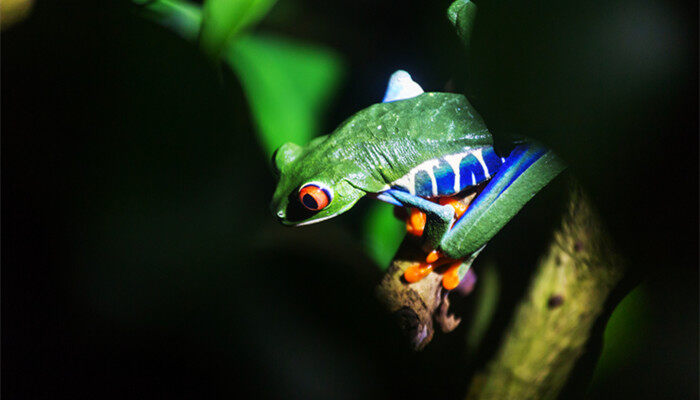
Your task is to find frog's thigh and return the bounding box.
[439,218,484,259]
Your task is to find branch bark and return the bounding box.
[376,234,449,349]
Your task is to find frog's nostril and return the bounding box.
[276,210,286,220]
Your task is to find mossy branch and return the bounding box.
[376,184,627,397]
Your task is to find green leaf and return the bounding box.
[362,203,404,270]
[590,285,650,387]
[225,35,344,155]
[199,0,277,59]
[135,0,202,41]
[465,260,499,354]
[133,1,344,155]
[447,0,477,50]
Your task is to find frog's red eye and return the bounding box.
[299,184,332,211]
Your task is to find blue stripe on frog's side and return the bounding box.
[459,153,486,186]
[388,146,505,199]
[483,147,504,176]
[434,159,456,196]
[414,170,433,197]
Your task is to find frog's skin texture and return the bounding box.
[271,71,565,289]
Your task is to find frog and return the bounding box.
[270,70,565,290]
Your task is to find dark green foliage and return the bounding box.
[447,0,477,51]
[199,0,277,59]
[138,0,344,156]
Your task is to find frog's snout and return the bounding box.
[270,200,286,221]
[270,199,287,222]
[271,199,294,225]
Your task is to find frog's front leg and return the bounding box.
[379,189,455,250]
[377,189,464,287]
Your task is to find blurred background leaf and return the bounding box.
[447,0,477,51]
[465,260,499,354]
[199,0,277,59]
[137,0,344,155]
[136,0,201,41]
[362,203,403,269]
[589,284,651,390]
[226,35,344,154]
[0,0,34,30]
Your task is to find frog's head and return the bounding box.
[270,141,366,226]
[270,69,427,226]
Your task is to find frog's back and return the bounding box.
[333,92,490,152]
[317,92,497,195]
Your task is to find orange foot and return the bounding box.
[404,262,434,283]
[441,261,462,290]
[403,259,464,290]
[404,253,463,289]
[405,208,427,236]
[400,195,470,289]
[438,197,468,219]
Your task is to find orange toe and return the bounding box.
[425,249,442,263]
[442,261,462,290]
[406,208,426,236]
[439,197,469,219]
[404,263,434,283]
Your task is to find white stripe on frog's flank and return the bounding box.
[391,149,484,197]
[424,160,440,197]
[473,148,490,178]
[444,153,464,193]
[392,159,440,197]
[392,170,416,195]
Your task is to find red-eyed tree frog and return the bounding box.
[271,71,565,290]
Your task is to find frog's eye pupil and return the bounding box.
[299,184,331,211]
[302,193,319,209]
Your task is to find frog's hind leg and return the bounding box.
[440,143,565,259]
[431,143,564,290]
